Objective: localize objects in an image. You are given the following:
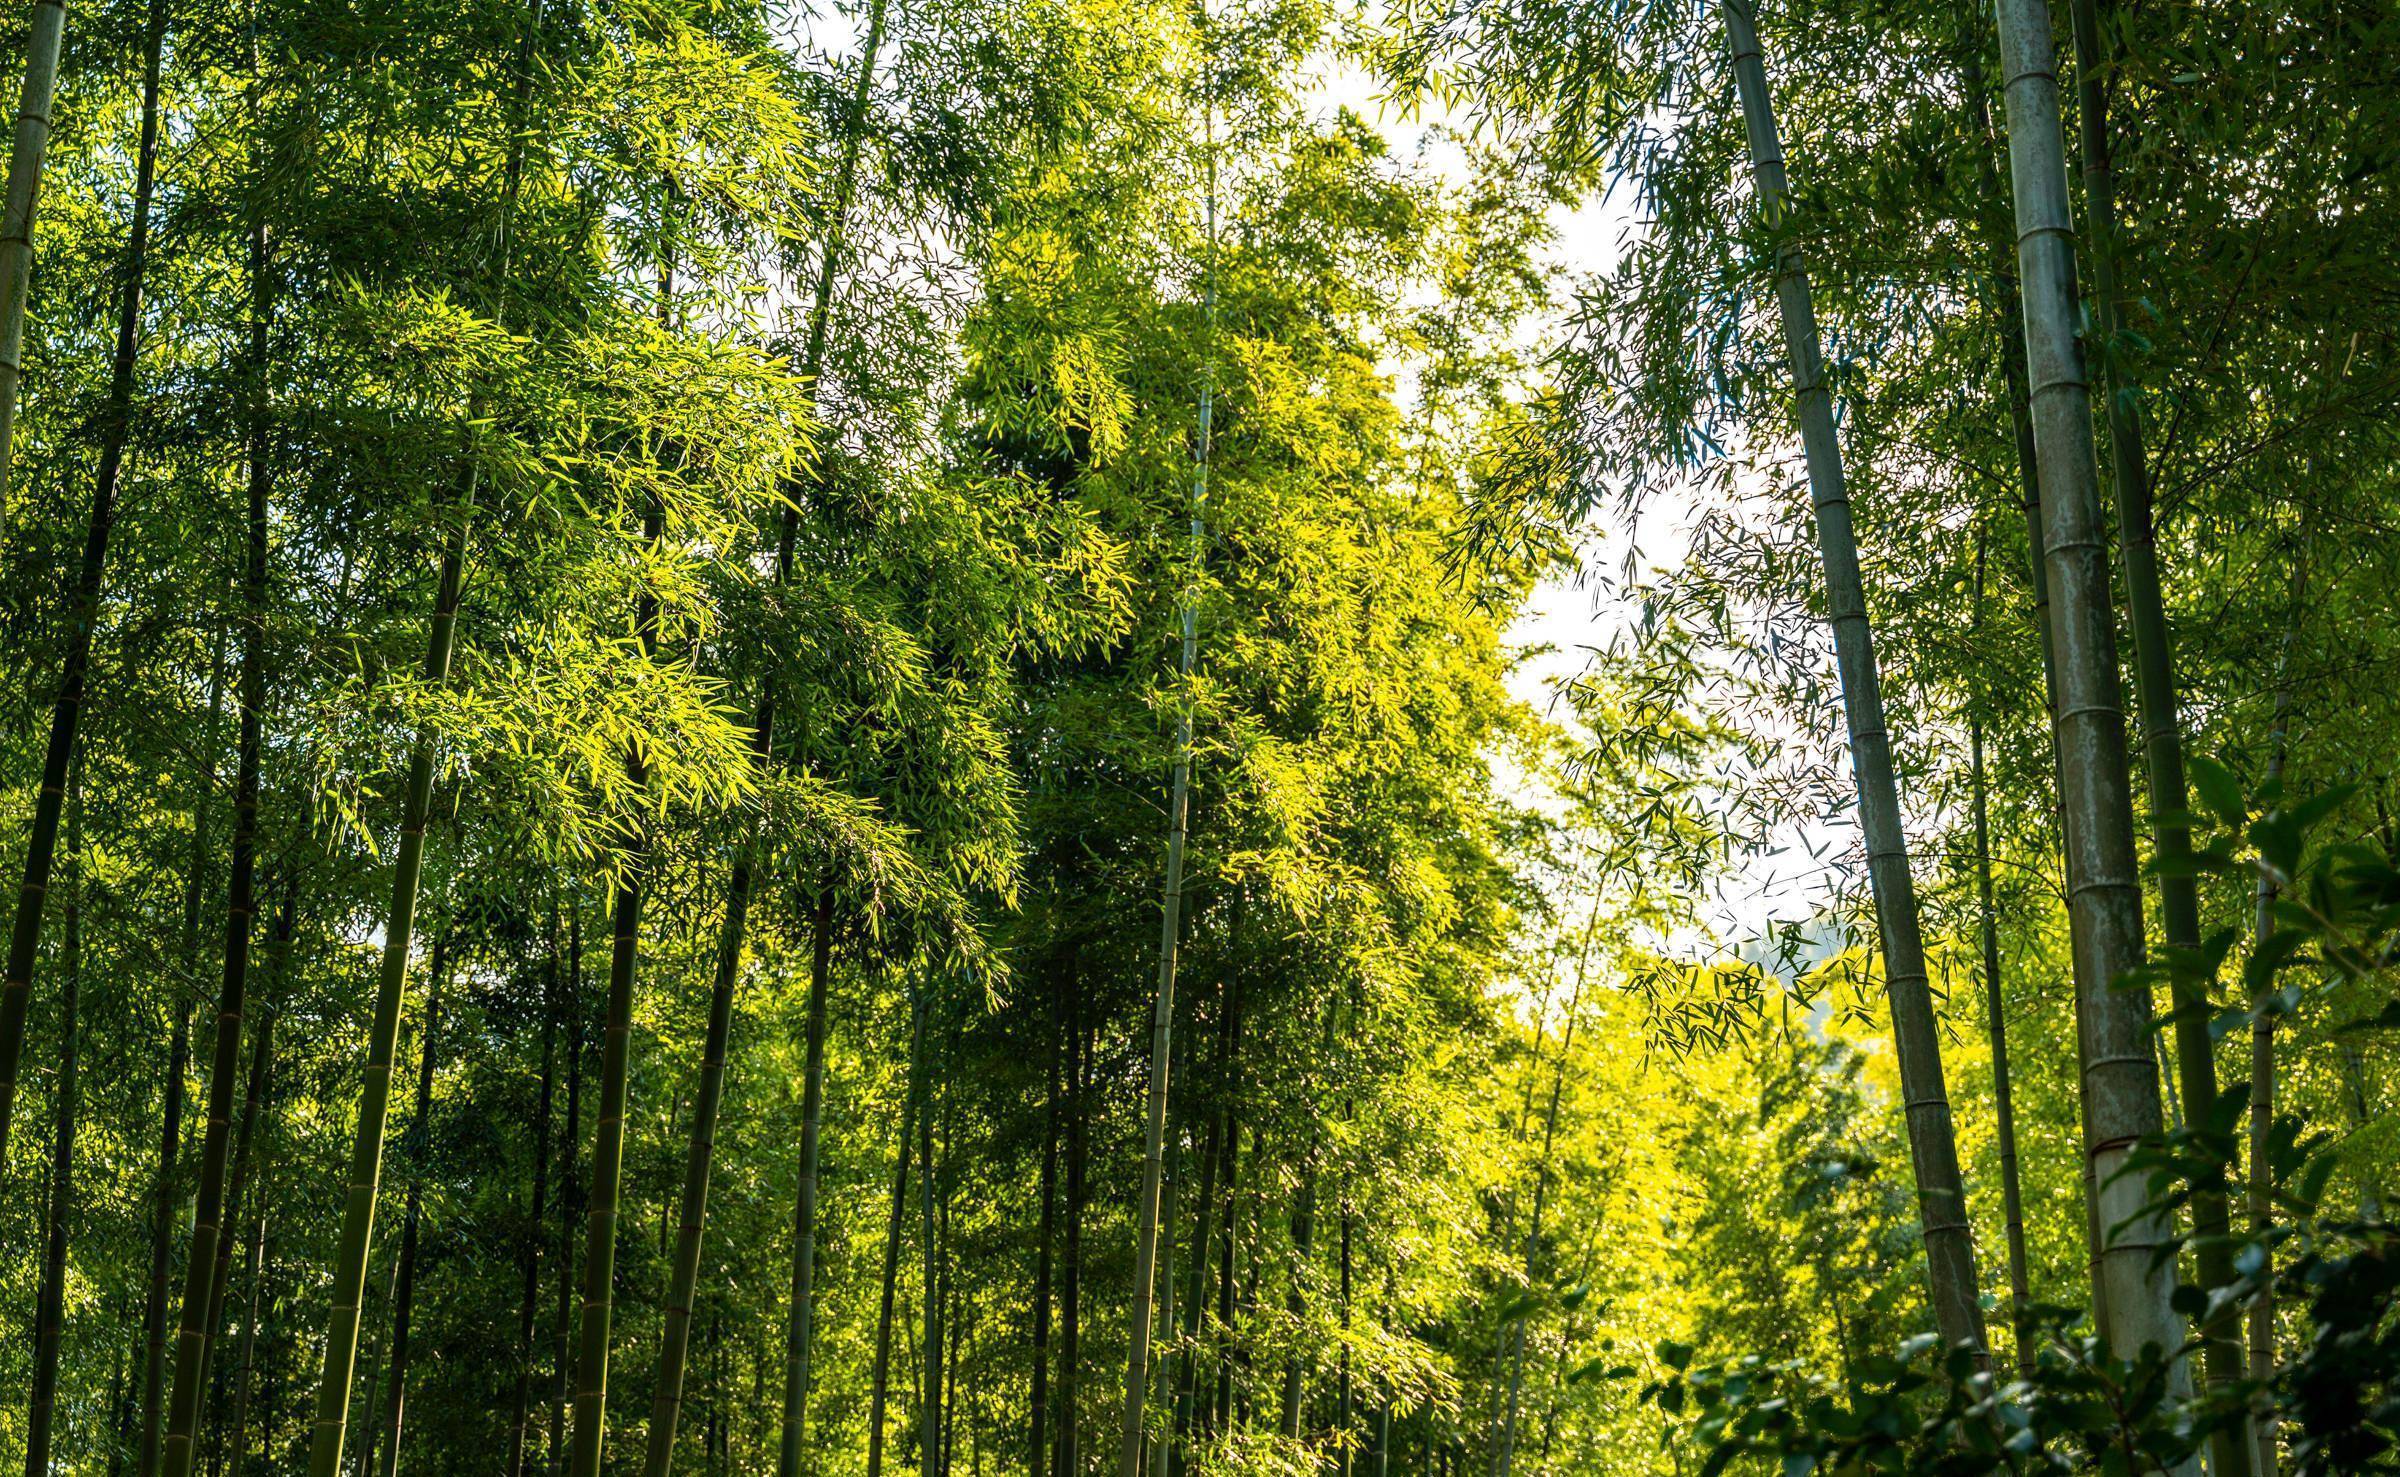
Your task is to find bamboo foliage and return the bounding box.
[0,0,2392,1473]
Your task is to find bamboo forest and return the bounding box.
[0,0,2394,1468]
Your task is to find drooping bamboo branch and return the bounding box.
[1719,0,1988,1361]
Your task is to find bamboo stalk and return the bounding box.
[1990,0,2189,1398]
[1719,0,1988,1362]
[1118,83,1217,1477]
[23,777,82,1477]
[0,0,66,526]
[0,0,170,1174]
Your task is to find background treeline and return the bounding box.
[0,0,2393,1472]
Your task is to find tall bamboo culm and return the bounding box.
[567,497,665,1477]
[1990,0,2190,1401]
[2060,1,2245,1464]
[0,0,168,1176]
[303,0,543,1463]
[1957,44,2062,1372]
[1493,917,1594,1477]
[647,8,890,1472]
[2247,536,2305,1476]
[1718,0,1989,1361]
[23,779,81,1477]
[1116,81,1216,1477]
[161,212,277,1477]
[0,0,66,528]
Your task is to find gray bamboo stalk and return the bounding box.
[1281,1005,1340,1445]
[106,1308,130,1477]
[1277,1172,1313,1443]
[137,999,193,1477]
[199,879,294,1416]
[304,0,541,1462]
[305,551,464,1477]
[0,0,66,524]
[1970,726,2035,1367]
[1118,95,1217,1477]
[641,841,750,1477]
[553,903,584,1472]
[2248,538,2304,1477]
[1147,1144,1180,1477]
[1059,1006,1087,1475]
[1337,1209,1353,1477]
[162,216,277,1477]
[1207,1040,1237,1439]
[567,852,642,1475]
[1720,0,1988,1361]
[0,0,169,1173]
[566,500,665,1477]
[779,886,838,1477]
[143,631,224,1477]
[2061,5,2243,1458]
[1991,0,2188,1381]
[1958,39,2100,1340]
[23,782,81,1477]
[208,882,291,1468]
[1168,979,1233,1477]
